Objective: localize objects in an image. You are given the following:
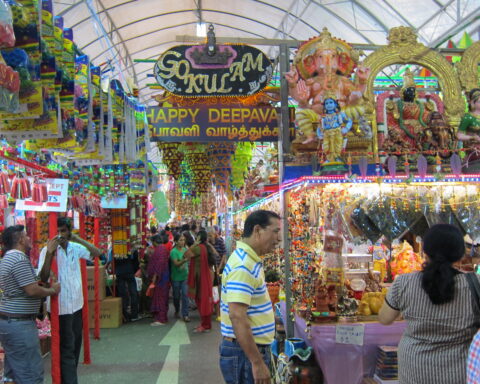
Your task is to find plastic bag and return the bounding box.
[0,0,15,48]
[351,203,382,243]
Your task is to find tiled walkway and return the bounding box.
[43,308,223,384]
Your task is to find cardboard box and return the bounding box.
[87,297,122,329]
[86,265,106,301]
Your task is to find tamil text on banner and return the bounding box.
[147,105,295,142]
[16,179,68,212]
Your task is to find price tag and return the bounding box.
[335,324,365,346]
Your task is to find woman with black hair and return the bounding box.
[379,224,480,384]
[184,230,218,333]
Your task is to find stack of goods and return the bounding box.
[111,209,129,258]
[86,264,121,329]
[83,215,95,243]
[374,346,399,383]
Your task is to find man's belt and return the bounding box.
[223,336,270,348]
[0,312,37,321]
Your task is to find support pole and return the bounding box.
[278,43,294,338]
[49,212,61,384]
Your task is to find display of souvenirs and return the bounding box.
[389,241,423,278]
[375,346,399,383]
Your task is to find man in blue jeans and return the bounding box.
[220,210,281,384]
[0,225,60,383]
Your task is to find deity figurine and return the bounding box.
[318,98,352,164]
[285,28,369,144]
[421,111,456,152]
[383,68,435,153]
[457,88,480,155]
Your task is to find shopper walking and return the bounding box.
[170,233,190,322]
[0,225,60,384]
[148,233,170,325]
[38,217,101,384]
[115,248,140,322]
[220,210,281,384]
[185,230,217,333]
[379,224,480,384]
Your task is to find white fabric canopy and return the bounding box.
[54,0,480,106]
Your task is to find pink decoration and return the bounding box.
[358,157,368,178]
[387,156,397,178]
[450,153,462,176]
[417,155,428,178]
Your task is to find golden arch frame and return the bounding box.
[457,40,480,92]
[362,27,464,130]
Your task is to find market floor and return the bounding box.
[43,307,223,384]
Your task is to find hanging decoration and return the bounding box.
[231,142,254,189]
[158,142,183,179]
[207,142,235,192]
[181,143,211,194]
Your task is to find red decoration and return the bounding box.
[49,212,61,384]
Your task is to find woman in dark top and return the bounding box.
[379,224,480,384]
[184,230,218,333]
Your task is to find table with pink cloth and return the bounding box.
[279,302,406,384]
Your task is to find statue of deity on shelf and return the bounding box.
[317,97,353,165]
[420,111,456,153]
[285,28,369,145]
[457,88,480,168]
[382,68,435,153]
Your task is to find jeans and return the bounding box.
[59,309,83,384]
[219,339,271,384]
[0,317,43,384]
[172,280,189,318]
[117,274,139,320]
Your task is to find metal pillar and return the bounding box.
[278,43,294,338]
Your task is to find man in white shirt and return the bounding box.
[38,217,101,384]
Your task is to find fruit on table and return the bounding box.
[358,291,386,315]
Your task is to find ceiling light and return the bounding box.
[196,22,206,37]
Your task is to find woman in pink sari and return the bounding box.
[147,234,170,326]
[185,230,217,333]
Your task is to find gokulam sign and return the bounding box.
[153,44,273,97]
[147,105,294,142]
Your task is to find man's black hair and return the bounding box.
[2,225,25,251]
[57,217,72,231]
[243,210,281,238]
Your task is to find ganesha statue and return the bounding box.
[285,27,370,145]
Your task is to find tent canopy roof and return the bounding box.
[54,0,480,105]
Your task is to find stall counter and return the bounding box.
[280,302,406,384]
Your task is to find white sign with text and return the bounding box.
[15,178,68,212]
[335,324,365,346]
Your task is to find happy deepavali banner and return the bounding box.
[147,105,295,142]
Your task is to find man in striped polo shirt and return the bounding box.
[220,210,281,384]
[0,225,60,383]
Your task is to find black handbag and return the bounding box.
[466,272,480,328]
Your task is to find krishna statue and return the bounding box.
[285,27,371,150]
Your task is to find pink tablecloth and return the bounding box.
[280,302,406,384]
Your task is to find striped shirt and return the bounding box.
[0,249,40,314]
[221,241,274,345]
[38,242,91,315]
[386,272,479,384]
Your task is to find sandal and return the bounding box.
[193,326,211,333]
[183,316,191,322]
[150,321,166,326]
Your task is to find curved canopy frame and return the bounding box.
[52,0,480,104]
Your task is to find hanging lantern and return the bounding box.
[31,179,48,203]
[231,142,254,189]
[11,174,31,199]
[0,170,10,194]
[158,142,184,179]
[182,143,212,194]
[207,142,235,192]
